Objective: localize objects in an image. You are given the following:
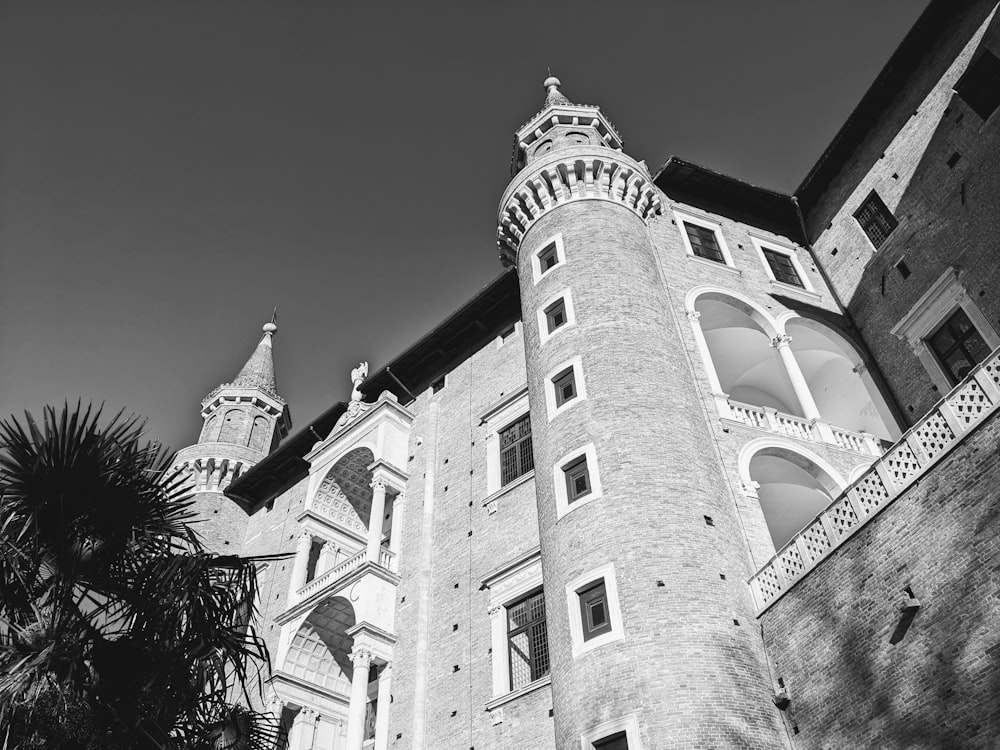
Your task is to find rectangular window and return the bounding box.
[926,308,990,384]
[684,222,725,263]
[499,414,534,486]
[854,190,897,249]
[538,242,559,273]
[578,580,612,641]
[593,732,629,750]
[762,248,804,287]
[553,366,577,407]
[507,589,550,690]
[545,298,568,334]
[563,455,591,503]
[955,50,1000,121]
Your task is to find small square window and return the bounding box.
[563,455,591,503]
[578,580,612,641]
[538,242,559,273]
[683,222,725,263]
[431,376,446,393]
[762,248,803,287]
[926,308,990,384]
[545,298,568,334]
[553,367,577,407]
[593,731,629,750]
[854,190,898,249]
[955,50,1000,121]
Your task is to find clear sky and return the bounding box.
[1,0,927,452]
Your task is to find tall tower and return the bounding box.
[498,78,788,747]
[173,318,291,552]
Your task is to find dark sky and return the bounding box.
[1,0,927,452]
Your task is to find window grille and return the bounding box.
[593,732,629,750]
[926,308,990,384]
[762,248,804,287]
[499,414,533,486]
[854,191,897,248]
[684,223,725,263]
[507,589,549,690]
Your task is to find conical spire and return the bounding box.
[543,75,572,107]
[230,319,279,397]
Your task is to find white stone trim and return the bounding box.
[580,714,642,750]
[531,233,566,284]
[482,549,544,699]
[544,355,588,421]
[749,234,816,293]
[672,208,736,268]
[482,389,532,497]
[566,562,623,658]
[495,320,522,349]
[890,266,1000,392]
[537,288,576,346]
[553,442,603,520]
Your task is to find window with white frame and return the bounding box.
[581,715,642,750]
[506,589,550,690]
[544,355,587,420]
[553,443,603,519]
[566,563,623,657]
[499,414,534,487]
[673,210,735,268]
[750,237,814,292]
[532,234,566,283]
[890,266,1000,393]
[481,388,535,501]
[537,289,576,345]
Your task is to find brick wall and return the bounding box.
[760,410,1000,748]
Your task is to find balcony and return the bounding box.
[296,546,397,604]
[724,398,884,456]
[749,347,1000,612]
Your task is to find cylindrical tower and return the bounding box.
[498,78,787,748]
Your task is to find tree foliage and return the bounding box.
[0,404,282,749]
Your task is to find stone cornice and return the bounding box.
[497,148,662,259]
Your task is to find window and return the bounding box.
[531,234,566,283]
[593,732,629,750]
[762,248,803,287]
[566,563,623,656]
[926,308,990,385]
[578,579,611,641]
[684,222,725,263]
[854,190,897,249]
[954,49,1000,121]
[563,455,591,503]
[538,243,558,273]
[553,367,576,407]
[499,414,534,487]
[545,298,568,333]
[507,589,550,690]
[431,375,446,393]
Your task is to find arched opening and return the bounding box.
[312,448,376,536]
[218,407,244,444]
[694,292,802,414]
[784,317,898,440]
[748,445,844,551]
[247,415,270,451]
[200,414,218,443]
[283,596,356,694]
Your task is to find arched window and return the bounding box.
[200,414,218,443]
[247,415,270,451]
[217,408,244,444]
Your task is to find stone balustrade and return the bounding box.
[296,545,397,602]
[725,397,883,457]
[749,348,1000,612]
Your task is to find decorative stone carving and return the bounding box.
[770,334,793,349]
[349,645,374,667]
[852,361,868,375]
[687,310,701,322]
[350,362,369,402]
[488,605,503,619]
[370,476,388,493]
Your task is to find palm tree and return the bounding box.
[0,403,282,749]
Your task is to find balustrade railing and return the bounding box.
[724,398,881,456]
[749,347,1000,612]
[296,545,398,602]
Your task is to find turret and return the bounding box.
[500,78,787,747]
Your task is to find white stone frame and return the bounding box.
[565,562,623,658]
[553,442,603,520]
[537,288,576,346]
[481,388,534,501]
[749,234,817,294]
[890,266,1000,392]
[580,714,642,750]
[673,208,737,270]
[531,233,566,284]
[481,548,549,704]
[544,355,588,421]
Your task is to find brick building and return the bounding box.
[176,2,1000,747]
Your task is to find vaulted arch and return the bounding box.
[282,596,356,694]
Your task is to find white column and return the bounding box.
[388,494,404,558]
[373,663,393,750]
[289,708,318,750]
[771,334,822,420]
[687,310,733,417]
[368,477,388,564]
[489,605,508,697]
[346,645,373,750]
[290,530,313,599]
[317,540,336,576]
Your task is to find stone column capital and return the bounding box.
[686,310,701,322]
[770,334,793,349]
[488,604,504,619]
[297,529,313,542]
[349,645,374,667]
[299,707,319,724]
[370,476,388,492]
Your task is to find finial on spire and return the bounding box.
[262,308,277,335]
[543,73,571,108]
